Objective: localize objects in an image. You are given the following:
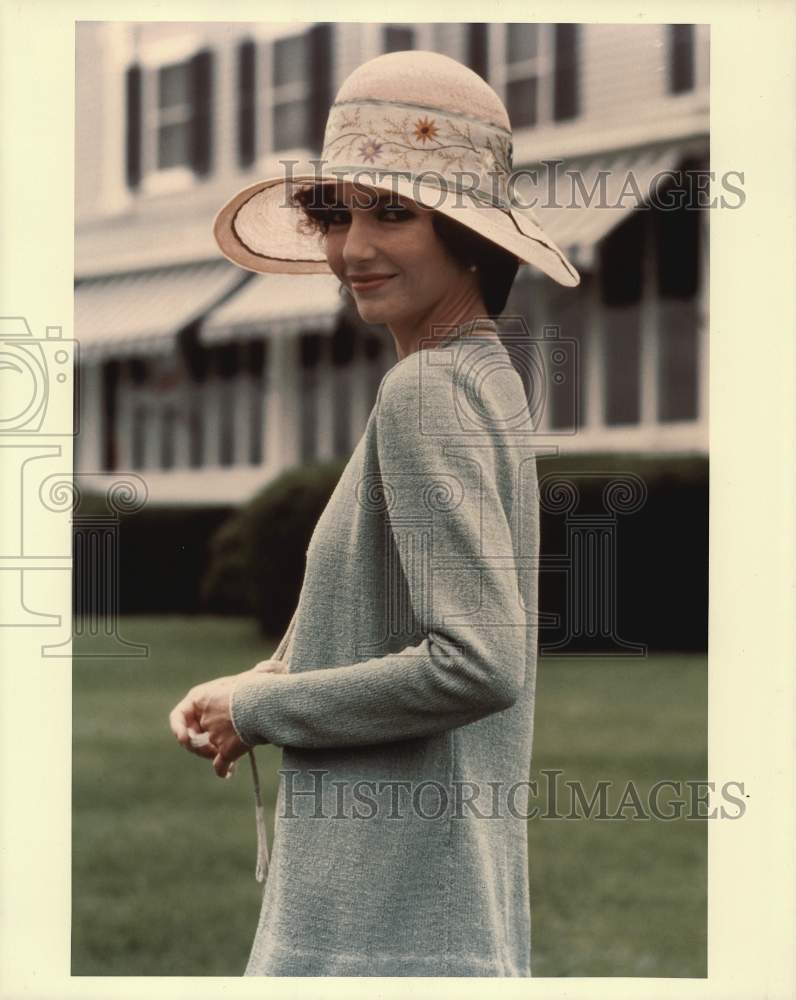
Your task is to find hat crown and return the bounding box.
[333,50,511,131]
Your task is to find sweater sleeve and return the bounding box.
[230,357,529,749]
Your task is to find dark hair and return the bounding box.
[290,184,520,318]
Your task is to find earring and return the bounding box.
[468,263,477,272]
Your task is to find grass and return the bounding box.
[72,616,706,977]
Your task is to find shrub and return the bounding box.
[200,460,347,636]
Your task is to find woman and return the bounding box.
[170,49,579,977]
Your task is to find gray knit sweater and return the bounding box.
[231,320,540,976]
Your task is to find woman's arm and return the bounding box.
[230,356,532,750]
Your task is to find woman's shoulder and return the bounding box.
[376,332,528,440]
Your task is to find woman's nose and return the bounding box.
[341,214,377,267]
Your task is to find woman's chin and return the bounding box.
[353,299,394,325]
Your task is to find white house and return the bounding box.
[75,21,710,505]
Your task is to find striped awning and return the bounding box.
[74,261,248,358]
[522,143,694,269]
[200,272,343,344]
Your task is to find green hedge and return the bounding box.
[75,452,707,651]
[73,497,235,615]
[201,460,347,635]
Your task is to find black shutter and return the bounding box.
[553,23,579,121]
[189,48,214,177]
[125,64,142,189]
[467,23,488,79]
[309,23,332,152]
[669,25,695,94]
[237,39,257,168]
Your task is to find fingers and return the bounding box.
[169,697,199,747]
[184,727,220,761]
[213,752,237,780]
[169,694,217,760]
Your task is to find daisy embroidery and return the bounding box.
[413,116,440,144]
[358,139,383,163]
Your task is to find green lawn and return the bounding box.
[72,616,706,977]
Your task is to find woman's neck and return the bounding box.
[388,292,494,361]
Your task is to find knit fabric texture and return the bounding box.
[231,319,540,976]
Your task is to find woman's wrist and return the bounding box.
[229,672,259,747]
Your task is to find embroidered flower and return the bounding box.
[358,139,383,163]
[413,116,440,144]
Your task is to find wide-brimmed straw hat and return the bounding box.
[214,49,580,288]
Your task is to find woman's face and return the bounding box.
[320,183,475,328]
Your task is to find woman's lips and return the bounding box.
[349,275,396,293]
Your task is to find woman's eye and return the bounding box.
[380,206,411,222]
[327,208,351,226]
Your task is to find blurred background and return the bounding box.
[73,21,709,978]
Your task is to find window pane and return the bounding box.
[244,339,266,465]
[603,306,641,425]
[219,384,235,466]
[669,24,695,93]
[249,377,264,465]
[507,23,538,63]
[658,299,699,421]
[333,369,351,458]
[273,99,310,150]
[160,407,176,470]
[546,280,587,431]
[132,406,146,469]
[189,397,204,468]
[506,77,537,127]
[159,63,190,109]
[300,334,322,463]
[300,371,318,463]
[158,121,190,169]
[274,34,308,87]
[384,26,415,52]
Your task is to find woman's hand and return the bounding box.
[169,674,251,778]
[168,660,289,778]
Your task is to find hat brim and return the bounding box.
[213,172,580,288]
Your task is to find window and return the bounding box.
[552,23,579,120]
[272,33,312,151]
[156,62,192,169]
[160,406,177,469]
[126,46,214,191]
[188,398,204,468]
[331,323,356,458]
[668,24,695,94]
[237,39,257,168]
[504,24,543,128]
[299,333,323,463]
[245,339,266,465]
[653,161,703,421]
[101,360,120,471]
[546,281,587,431]
[500,24,579,129]
[384,25,415,53]
[131,405,147,469]
[213,343,239,467]
[599,211,645,426]
[466,24,489,79]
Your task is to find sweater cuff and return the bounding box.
[230,674,274,748]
